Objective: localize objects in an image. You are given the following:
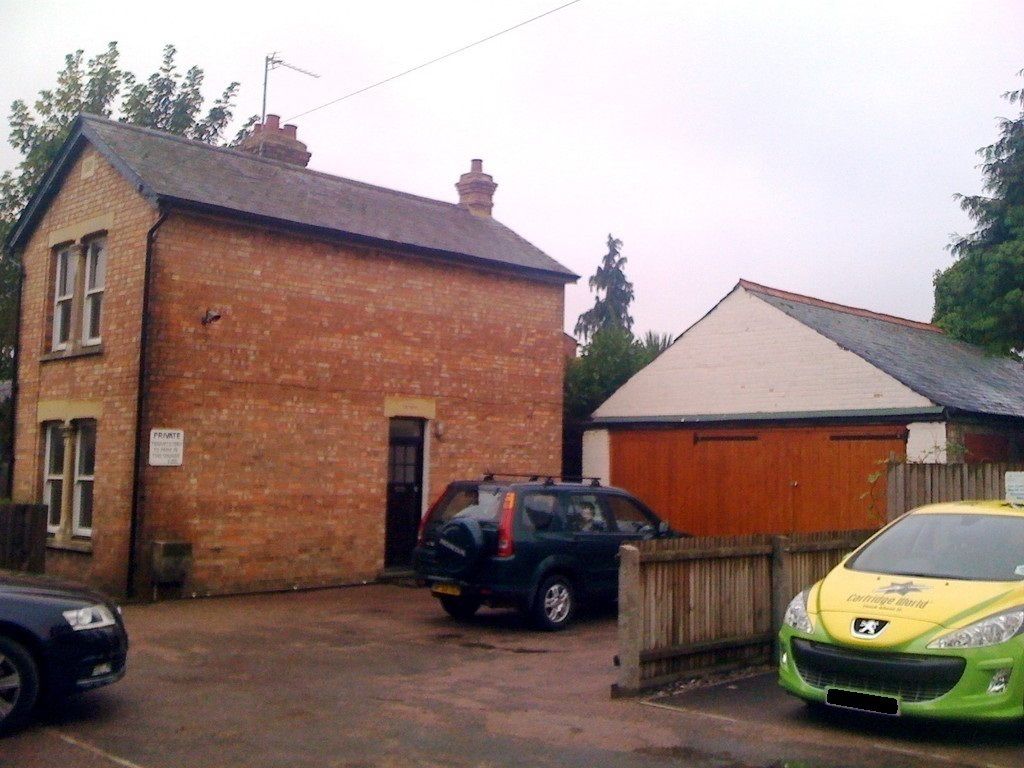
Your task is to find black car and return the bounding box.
[0,571,128,734]
[413,475,677,630]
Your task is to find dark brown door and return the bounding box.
[385,418,425,568]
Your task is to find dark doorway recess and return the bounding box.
[385,418,425,568]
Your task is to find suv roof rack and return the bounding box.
[481,472,603,487]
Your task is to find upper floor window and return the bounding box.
[82,238,106,345]
[52,247,76,350]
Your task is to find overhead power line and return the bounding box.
[285,0,583,122]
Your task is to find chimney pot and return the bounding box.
[456,159,497,218]
[236,114,312,167]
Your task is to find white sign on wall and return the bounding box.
[149,429,184,466]
[1006,472,1024,506]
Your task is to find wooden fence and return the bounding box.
[0,503,47,573]
[886,462,1024,520]
[615,529,874,695]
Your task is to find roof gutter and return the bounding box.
[2,250,24,498]
[587,406,947,429]
[126,209,168,598]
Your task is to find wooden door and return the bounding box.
[385,418,425,568]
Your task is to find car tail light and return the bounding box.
[417,492,445,545]
[496,491,517,558]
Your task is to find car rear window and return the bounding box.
[426,484,505,529]
[847,513,1024,582]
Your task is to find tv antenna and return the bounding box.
[262,53,320,124]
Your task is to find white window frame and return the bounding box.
[82,237,106,345]
[42,423,64,534]
[52,247,75,351]
[72,421,96,537]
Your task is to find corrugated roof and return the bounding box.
[744,281,1024,419]
[7,115,576,282]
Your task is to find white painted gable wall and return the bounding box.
[593,287,935,420]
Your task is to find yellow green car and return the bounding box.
[779,501,1024,720]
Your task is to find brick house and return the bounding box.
[583,280,1024,537]
[4,114,576,598]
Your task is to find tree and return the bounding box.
[933,70,1024,355]
[637,330,674,365]
[562,235,674,476]
[0,42,249,379]
[574,234,634,341]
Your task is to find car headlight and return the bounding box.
[63,604,116,631]
[928,607,1024,649]
[783,589,813,633]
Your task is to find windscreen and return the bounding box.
[847,513,1024,582]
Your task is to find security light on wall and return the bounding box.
[201,309,222,326]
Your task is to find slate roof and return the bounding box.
[741,280,1024,419]
[6,115,576,282]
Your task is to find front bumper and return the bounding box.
[778,624,1024,721]
[45,621,129,697]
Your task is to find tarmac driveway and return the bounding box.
[3,584,1023,768]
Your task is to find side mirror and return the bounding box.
[657,521,670,536]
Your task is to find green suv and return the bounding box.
[413,475,677,630]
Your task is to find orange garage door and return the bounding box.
[609,424,906,536]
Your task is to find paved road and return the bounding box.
[3,585,1022,767]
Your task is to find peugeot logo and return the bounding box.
[851,618,889,639]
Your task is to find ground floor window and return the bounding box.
[42,419,97,539]
[43,422,64,533]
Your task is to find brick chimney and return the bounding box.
[456,159,497,217]
[237,114,312,167]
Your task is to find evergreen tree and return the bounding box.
[574,234,634,341]
[933,70,1024,355]
[562,235,673,476]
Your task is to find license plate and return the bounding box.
[826,688,899,716]
[432,583,461,596]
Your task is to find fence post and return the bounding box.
[614,544,642,696]
[770,535,791,661]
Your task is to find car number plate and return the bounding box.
[826,688,899,716]
[432,583,461,597]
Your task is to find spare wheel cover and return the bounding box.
[435,519,485,576]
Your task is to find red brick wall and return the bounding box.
[138,212,565,594]
[12,147,157,596]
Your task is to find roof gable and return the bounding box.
[6,115,576,283]
[593,286,935,422]
[743,281,1024,419]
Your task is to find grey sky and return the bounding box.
[2,1,1021,336]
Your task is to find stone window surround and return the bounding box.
[38,400,103,553]
[44,213,112,360]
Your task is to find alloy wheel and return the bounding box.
[543,582,571,624]
[0,651,22,719]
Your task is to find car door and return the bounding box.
[604,493,663,542]
[517,490,572,593]
[565,491,623,601]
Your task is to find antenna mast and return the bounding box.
[261,53,320,124]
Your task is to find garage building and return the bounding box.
[583,280,1024,536]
